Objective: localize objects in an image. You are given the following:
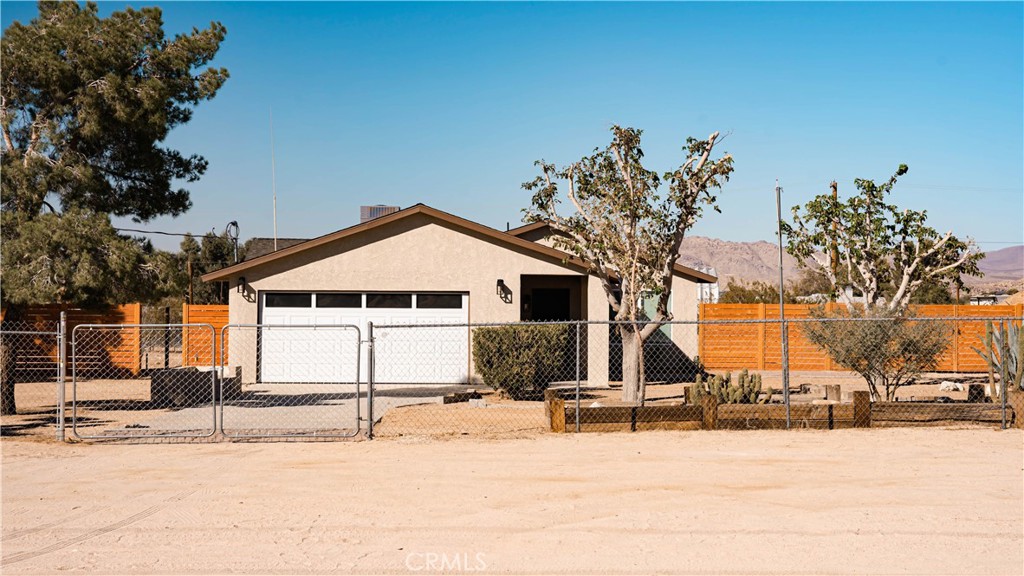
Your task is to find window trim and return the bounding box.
[264,292,313,308]
[415,293,464,309]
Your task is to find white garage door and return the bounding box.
[259,292,469,384]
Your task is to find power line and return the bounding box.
[114,227,196,237]
[115,224,236,239]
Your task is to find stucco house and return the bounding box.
[201,204,716,387]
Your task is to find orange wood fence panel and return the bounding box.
[699,303,1023,373]
[1,303,142,374]
[697,303,764,370]
[947,305,1024,372]
[181,304,229,367]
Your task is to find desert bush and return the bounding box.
[692,369,772,404]
[801,307,950,401]
[472,324,573,399]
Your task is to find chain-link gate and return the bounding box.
[0,321,63,439]
[219,324,362,439]
[71,324,217,440]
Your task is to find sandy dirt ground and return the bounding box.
[2,429,1022,575]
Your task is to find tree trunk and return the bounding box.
[620,329,646,405]
[1,337,17,415]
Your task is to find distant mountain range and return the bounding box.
[676,237,805,285]
[678,237,1023,292]
[973,245,1024,285]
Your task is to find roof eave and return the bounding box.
[202,205,718,284]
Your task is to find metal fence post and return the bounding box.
[782,319,791,430]
[367,321,375,440]
[56,311,67,442]
[575,321,581,433]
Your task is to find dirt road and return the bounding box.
[3,429,1022,575]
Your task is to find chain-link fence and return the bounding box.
[4,314,1020,442]
[0,321,62,439]
[219,324,362,439]
[368,322,579,437]
[71,324,218,440]
[368,316,1021,437]
[784,315,1015,430]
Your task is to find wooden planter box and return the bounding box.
[546,389,1016,432]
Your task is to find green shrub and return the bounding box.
[472,324,573,399]
[801,306,950,401]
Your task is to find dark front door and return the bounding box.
[530,288,571,321]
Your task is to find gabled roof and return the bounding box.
[242,238,309,260]
[201,204,716,283]
[507,220,719,283]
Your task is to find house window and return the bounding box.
[265,293,312,307]
[416,294,463,309]
[317,293,362,308]
[366,293,412,308]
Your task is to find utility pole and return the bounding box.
[270,107,279,251]
[776,179,791,429]
[830,180,839,300]
[225,221,240,264]
[186,255,194,304]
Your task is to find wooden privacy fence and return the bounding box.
[698,303,1024,372]
[181,304,229,367]
[0,304,142,374]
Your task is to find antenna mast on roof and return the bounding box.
[270,106,278,251]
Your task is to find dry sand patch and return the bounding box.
[3,428,1022,575]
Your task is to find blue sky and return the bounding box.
[2,1,1022,253]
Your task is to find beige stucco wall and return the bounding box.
[226,214,603,384]
[228,213,596,322]
[224,213,705,386]
[670,275,699,357]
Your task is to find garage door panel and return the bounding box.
[260,292,467,384]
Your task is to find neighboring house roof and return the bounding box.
[506,221,548,236]
[201,204,717,283]
[242,238,309,260]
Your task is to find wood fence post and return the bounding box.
[182,303,190,367]
[853,391,871,428]
[549,396,566,433]
[702,395,718,430]
[952,304,959,372]
[1007,389,1024,430]
[128,303,141,375]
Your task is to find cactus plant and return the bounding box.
[692,370,770,404]
[972,321,1024,398]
